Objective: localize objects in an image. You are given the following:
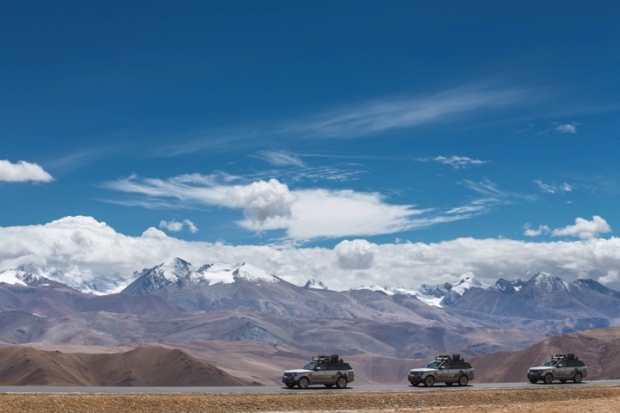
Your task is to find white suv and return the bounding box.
[408,354,474,387]
[527,354,587,384]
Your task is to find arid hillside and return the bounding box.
[0,346,258,386]
[472,325,620,382]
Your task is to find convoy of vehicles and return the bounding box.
[407,354,474,387]
[282,354,354,389]
[526,354,587,384]
[282,352,586,389]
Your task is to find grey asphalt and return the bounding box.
[2,380,620,394]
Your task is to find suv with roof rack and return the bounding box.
[408,354,474,387]
[527,353,587,384]
[282,354,354,389]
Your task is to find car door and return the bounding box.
[556,360,569,379]
[437,361,451,381]
[314,363,329,384]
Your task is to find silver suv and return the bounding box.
[282,355,354,389]
[527,353,587,384]
[408,354,474,387]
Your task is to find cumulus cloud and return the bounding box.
[334,239,378,270]
[0,160,54,183]
[159,219,198,233]
[556,123,577,134]
[105,175,481,240]
[3,216,620,292]
[599,270,619,285]
[523,224,551,237]
[433,156,488,169]
[255,151,305,167]
[551,216,611,239]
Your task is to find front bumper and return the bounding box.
[282,375,298,385]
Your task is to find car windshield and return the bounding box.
[542,360,559,367]
[302,362,317,370]
[424,361,442,369]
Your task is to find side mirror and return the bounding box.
[439,366,445,370]
[315,367,321,370]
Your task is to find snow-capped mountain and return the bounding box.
[123,258,281,296]
[356,273,491,308]
[0,267,72,289]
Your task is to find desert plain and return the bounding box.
[1,385,619,413]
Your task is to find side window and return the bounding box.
[567,360,576,368]
[442,361,452,369]
[463,362,472,369]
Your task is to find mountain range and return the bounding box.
[1,258,619,372]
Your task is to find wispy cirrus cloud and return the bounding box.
[534,180,573,194]
[156,84,533,156]
[286,85,529,139]
[433,155,489,169]
[254,150,305,167]
[0,160,54,183]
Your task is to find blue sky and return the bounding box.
[2,0,620,253]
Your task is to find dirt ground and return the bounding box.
[1,385,619,413]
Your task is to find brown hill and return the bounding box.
[0,346,258,386]
[471,326,620,382]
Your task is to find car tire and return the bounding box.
[298,377,309,389]
[286,384,295,388]
[336,376,348,389]
[458,375,468,386]
[410,382,420,387]
[529,379,538,384]
[324,384,333,388]
[544,373,553,384]
[445,382,453,386]
[424,375,435,387]
[574,373,583,383]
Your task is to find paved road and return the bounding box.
[2,380,620,394]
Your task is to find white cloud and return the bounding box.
[523,224,551,237]
[534,180,573,194]
[433,156,488,169]
[599,270,619,285]
[334,239,378,270]
[255,151,305,167]
[556,123,577,134]
[106,175,483,240]
[159,219,198,233]
[551,216,611,239]
[0,160,54,183]
[3,216,620,292]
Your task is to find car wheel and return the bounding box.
[286,384,295,388]
[424,375,435,387]
[324,384,333,388]
[298,377,309,389]
[445,382,453,386]
[458,375,469,386]
[574,373,583,383]
[529,379,538,384]
[336,376,348,389]
[560,379,567,383]
[544,373,553,384]
[410,382,420,387]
